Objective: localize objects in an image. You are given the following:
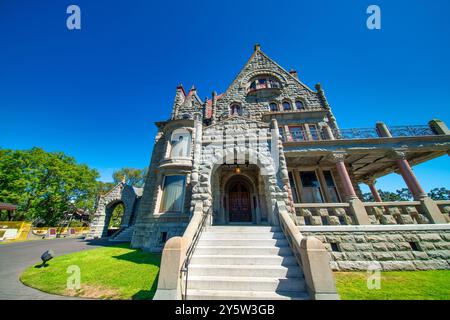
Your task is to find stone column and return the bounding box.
[388,150,446,224]
[190,114,203,215]
[376,122,392,138]
[272,119,294,221]
[429,119,450,135]
[330,153,370,225]
[389,151,426,199]
[365,179,382,202]
[333,154,357,200]
[323,124,335,140]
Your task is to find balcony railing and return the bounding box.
[389,125,435,137]
[247,81,281,94]
[331,128,380,140]
[286,124,438,142]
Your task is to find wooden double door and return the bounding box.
[228,182,252,222]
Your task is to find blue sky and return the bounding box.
[0,0,449,192]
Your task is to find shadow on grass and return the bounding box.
[112,245,161,300]
[132,272,159,300]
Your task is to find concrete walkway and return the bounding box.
[0,237,111,300]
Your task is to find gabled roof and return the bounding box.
[220,45,316,98]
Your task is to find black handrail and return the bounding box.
[180,208,210,300]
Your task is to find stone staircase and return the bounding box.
[109,226,135,242]
[185,225,309,300]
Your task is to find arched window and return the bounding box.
[230,104,242,115]
[247,75,281,92]
[282,101,291,111]
[269,102,278,112]
[170,129,191,158]
[295,100,305,110]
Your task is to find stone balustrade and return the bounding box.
[364,201,429,225]
[435,200,450,223]
[294,200,450,226]
[294,203,355,226]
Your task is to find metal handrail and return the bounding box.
[180,209,209,300]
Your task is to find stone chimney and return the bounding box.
[289,69,298,79]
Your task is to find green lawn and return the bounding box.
[334,270,450,300]
[20,244,450,300]
[20,243,160,300]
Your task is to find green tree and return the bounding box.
[428,187,450,200]
[362,188,411,202]
[113,167,146,187]
[108,203,124,228]
[0,147,99,225]
[395,188,413,201]
[97,181,116,195]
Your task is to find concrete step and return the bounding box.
[109,227,134,242]
[207,226,281,233]
[197,238,289,247]
[194,246,292,256]
[189,264,303,277]
[186,289,309,300]
[190,254,298,266]
[201,232,285,240]
[187,275,306,292]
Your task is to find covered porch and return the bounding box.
[281,119,450,226]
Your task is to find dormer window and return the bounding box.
[283,101,292,111]
[295,100,305,110]
[230,104,242,115]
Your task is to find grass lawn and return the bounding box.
[20,243,160,300]
[334,270,450,300]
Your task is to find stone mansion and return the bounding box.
[89,45,450,300]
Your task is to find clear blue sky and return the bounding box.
[0,0,449,192]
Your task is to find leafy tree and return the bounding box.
[0,147,99,225]
[97,181,116,195]
[362,188,412,202]
[108,203,124,228]
[395,188,413,201]
[428,187,450,200]
[362,187,450,202]
[113,167,146,187]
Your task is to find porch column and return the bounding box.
[330,153,370,225]
[332,154,357,200]
[389,151,426,200]
[365,179,382,202]
[388,150,446,224]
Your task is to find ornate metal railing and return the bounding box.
[389,125,435,137]
[332,128,380,140]
[283,124,437,143]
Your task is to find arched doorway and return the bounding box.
[105,201,125,236]
[221,173,259,224]
[228,181,252,223]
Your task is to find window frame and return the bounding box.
[159,175,187,213]
[295,100,305,110]
[282,101,292,111]
[297,170,325,203]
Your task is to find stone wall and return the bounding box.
[132,215,189,252]
[299,225,450,271]
[213,50,327,123]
